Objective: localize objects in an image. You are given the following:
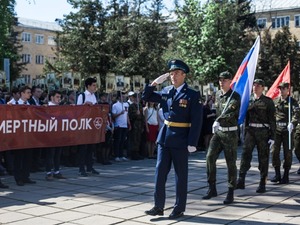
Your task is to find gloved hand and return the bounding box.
[152,73,169,85]
[287,123,294,132]
[188,146,197,153]
[212,121,220,134]
[268,139,275,150]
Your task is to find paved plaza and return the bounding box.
[0,149,300,225]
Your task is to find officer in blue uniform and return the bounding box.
[143,59,203,219]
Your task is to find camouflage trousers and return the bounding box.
[206,130,238,188]
[239,128,270,179]
[294,132,300,162]
[272,130,292,170]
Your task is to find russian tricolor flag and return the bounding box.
[230,36,260,125]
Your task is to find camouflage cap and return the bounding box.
[219,71,232,79]
[253,79,265,86]
[278,82,289,88]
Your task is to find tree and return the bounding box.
[0,0,23,85]
[54,0,109,79]
[105,0,169,79]
[271,26,300,90]
[175,0,256,84]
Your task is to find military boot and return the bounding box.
[256,177,266,193]
[270,167,281,183]
[202,182,217,199]
[223,188,234,204]
[279,169,289,184]
[235,173,246,189]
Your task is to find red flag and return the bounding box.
[266,61,290,99]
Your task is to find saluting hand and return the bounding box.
[151,73,170,86]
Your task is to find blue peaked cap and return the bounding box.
[167,59,190,74]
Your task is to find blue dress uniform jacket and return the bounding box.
[143,82,202,213]
[142,83,203,148]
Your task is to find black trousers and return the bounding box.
[14,149,32,182]
[78,144,95,172]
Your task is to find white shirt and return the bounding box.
[146,107,158,125]
[17,99,30,105]
[77,90,97,105]
[173,83,185,98]
[7,98,18,105]
[112,101,129,128]
[48,101,57,106]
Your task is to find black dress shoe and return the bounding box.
[0,182,9,188]
[145,206,164,216]
[23,179,36,184]
[168,210,184,219]
[16,181,24,186]
[88,168,100,175]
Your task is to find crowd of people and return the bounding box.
[1,59,300,220]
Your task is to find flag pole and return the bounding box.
[288,96,291,151]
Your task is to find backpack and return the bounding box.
[76,92,85,104]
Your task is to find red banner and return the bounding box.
[0,104,109,151]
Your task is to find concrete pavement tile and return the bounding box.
[285,217,300,225]
[43,210,89,222]
[104,207,149,220]
[0,211,33,223]
[74,214,123,225]
[4,216,61,225]
[74,196,110,204]
[47,199,91,210]
[247,210,293,223]
[1,202,37,212]
[17,205,62,216]
[95,191,137,200]
[120,186,154,194]
[73,204,118,214]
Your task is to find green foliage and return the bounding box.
[0,0,23,83]
[47,0,169,83]
[259,26,300,90]
[174,0,256,84]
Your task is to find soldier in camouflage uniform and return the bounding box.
[271,82,298,184]
[203,71,241,205]
[236,79,276,193]
[128,93,145,160]
[289,105,300,174]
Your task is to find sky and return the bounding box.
[15,0,178,22]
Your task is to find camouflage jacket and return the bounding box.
[215,89,241,127]
[274,96,298,132]
[245,94,276,139]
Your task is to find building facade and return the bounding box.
[253,0,300,44]
[14,18,61,87]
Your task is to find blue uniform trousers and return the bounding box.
[154,144,188,212]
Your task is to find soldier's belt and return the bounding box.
[218,126,238,132]
[249,123,270,128]
[164,120,191,128]
[276,122,287,126]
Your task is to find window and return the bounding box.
[297,41,300,48]
[35,55,44,64]
[35,34,44,44]
[22,74,31,84]
[48,36,56,45]
[257,18,267,29]
[272,16,290,28]
[22,54,31,63]
[22,32,31,42]
[47,56,57,64]
[295,15,300,27]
